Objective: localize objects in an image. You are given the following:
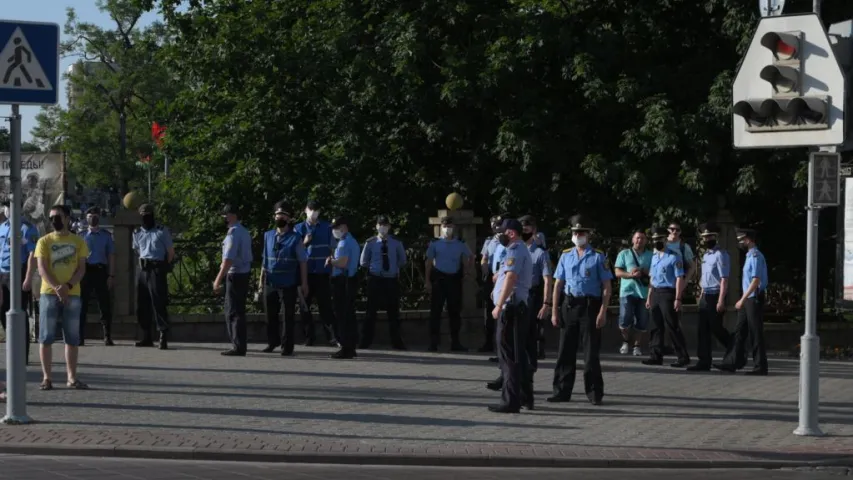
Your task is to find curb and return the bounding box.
[0,444,852,469]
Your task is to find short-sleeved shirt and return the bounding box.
[80,228,114,265]
[528,243,552,288]
[361,236,407,277]
[491,243,507,273]
[481,236,499,273]
[554,247,613,297]
[222,222,253,274]
[0,220,39,272]
[615,248,653,299]
[332,233,360,277]
[133,225,173,261]
[35,232,89,296]
[262,229,307,288]
[427,239,472,275]
[666,240,695,266]
[742,247,768,298]
[700,248,730,294]
[650,250,685,289]
[492,240,533,305]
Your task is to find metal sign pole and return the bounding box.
[3,104,32,424]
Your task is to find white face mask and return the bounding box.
[442,227,454,238]
[572,234,588,247]
[377,225,389,236]
[305,209,319,222]
[332,229,344,240]
[1,206,8,218]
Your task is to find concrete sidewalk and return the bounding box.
[0,343,851,468]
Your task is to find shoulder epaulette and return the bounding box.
[562,248,572,253]
[594,248,604,255]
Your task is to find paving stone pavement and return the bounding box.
[0,455,850,480]
[0,343,852,467]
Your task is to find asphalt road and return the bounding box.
[0,455,849,480]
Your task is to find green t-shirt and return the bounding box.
[614,248,653,299]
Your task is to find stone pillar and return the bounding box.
[715,196,741,307]
[428,201,482,314]
[111,208,140,319]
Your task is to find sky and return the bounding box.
[3,0,159,143]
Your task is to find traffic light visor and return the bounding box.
[759,65,799,93]
[788,97,827,124]
[760,32,800,60]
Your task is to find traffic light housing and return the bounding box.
[733,28,831,133]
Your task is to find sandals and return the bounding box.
[66,380,89,390]
[40,379,52,390]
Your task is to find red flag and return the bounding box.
[151,122,166,148]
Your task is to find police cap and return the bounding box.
[331,216,348,228]
[698,222,720,237]
[518,215,536,227]
[650,226,668,239]
[376,215,391,225]
[496,218,523,235]
[138,203,154,215]
[273,201,292,216]
[569,214,593,232]
[735,227,757,241]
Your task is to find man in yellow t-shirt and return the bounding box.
[34,205,89,391]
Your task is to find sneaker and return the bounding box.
[619,342,629,355]
[633,346,642,356]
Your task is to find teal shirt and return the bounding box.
[614,247,653,299]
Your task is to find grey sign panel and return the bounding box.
[809,152,841,207]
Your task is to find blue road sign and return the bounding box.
[0,20,59,106]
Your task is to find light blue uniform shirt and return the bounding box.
[0,220,39,272]
[742,247,768,298]
[492,240,533,305]
[481,236,499,273]
[360,235,407,277]
[427,238,472,275]
[650,250,685,288]
[332,233,360,277]
[81,229,115,265]
[222,222,253,274]
[666,240,695,265]
[492,243,506,273]
[700,248,730,294]
[554,247,613,297]
[528,243,552,288]
[133,225,173,261]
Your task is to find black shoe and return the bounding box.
[642,358,663,366]
[104,337,114,346]
[135,339,154,347]
[158,332,168,350]
[713,363,736,373]
[281,349,294,357]
[670,359,690,368]
[587,393,602,405]
[686,364,711,372]
[485,380,502,392]
[488,357,499,363]
[546,394,571,403]
[79,340,85,347]
[487,404,520,414]
[537,349,546,360]
[392,342,407,351]
[330,349,355,359]
[744,367,768,376]
[522,396,535,411]
[450,343,467,352]
[221,349,246,356]
[262,345,276,353]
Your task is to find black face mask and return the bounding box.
[497,234,510,247]
[142,214,155,229]
[738,242,749,250]
[50,215,64,232]
[704,239,717,249]
[653,241,665,251]
[89,216,100,227]
[521,232,533,242]
[275,218,289,229]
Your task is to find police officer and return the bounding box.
[642,226,691,367]
[689,222,732,371]
[260,201,309,356]
[327,216,360,359]
[486,215,553,393]
[425,216,473,352]
[549,215,612,405]
[487,218,533,413]
[295,200,337,346]
[714,227,769,375]
[478,213,505,353]
[214,204,253,356]
[133,203,175,350]
[79,207,115,346]
[0,200,39,361]
[359,215,407,350]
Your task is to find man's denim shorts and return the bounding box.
[38,294,82,346]
[618,295,649,332]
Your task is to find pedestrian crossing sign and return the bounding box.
[0,20,59,105]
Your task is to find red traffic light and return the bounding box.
[760,32,800,61]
